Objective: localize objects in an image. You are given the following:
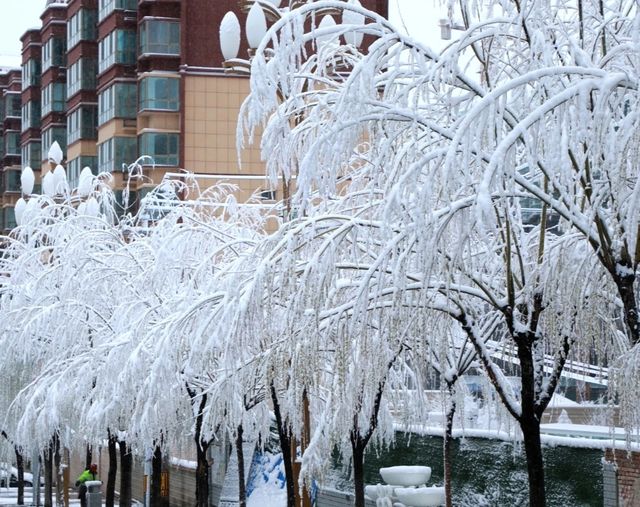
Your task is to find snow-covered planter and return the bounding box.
[394,486,445,507]
[379,466,431,486]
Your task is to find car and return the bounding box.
[0,464,38,488]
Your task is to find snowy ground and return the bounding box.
[0,487,83,505]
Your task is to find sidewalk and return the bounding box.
[0,487,84,506]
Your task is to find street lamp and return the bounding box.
[14,142,101,227]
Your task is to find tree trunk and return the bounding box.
[106,432,118,507]
[150,447,162,507]
[517,340,546,507]
[351,441,366,507]
[270,381,295,507]
[15,446,24,506]
[85,445,92,470]
[614,273,640,345]
[237,425,247,507]
[119,440,132,507]
[520,415,545,507]
[443,385,457,507]
[53,435,62,507]
[195,438,209,507]
[44,445,53,507]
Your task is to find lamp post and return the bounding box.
[218,2,365,507]
[15,142,101,228]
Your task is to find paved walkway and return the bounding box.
[0,487,84,506]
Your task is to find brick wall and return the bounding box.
[605,449,640,506]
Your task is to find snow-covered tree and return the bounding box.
[239,1,639,505]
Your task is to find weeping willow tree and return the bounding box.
[238,1,639,505]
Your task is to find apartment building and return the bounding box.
[0,0,388,232]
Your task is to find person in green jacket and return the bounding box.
[75,464,98,507]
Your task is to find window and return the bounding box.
[3,207,16,230]
[42,37,66,71]
[68,9,97,49]
[98,29,136,73]
[21,101,41,131]
[4,132,20,156]
[67,58,98,97]
[139,76,179,111]
[67,156,97,188]
[98,0,137,22]
[21,142,42,170]
[5,93,21,118]
[97,137,137,172]
[42,127,67,160]
[68,106,98,144]
[4,170,21,192]
[21,59,41,90]
[139,19,180,55]
[42,83,67,116]
[139,132,179,166]
[98,82,136,125]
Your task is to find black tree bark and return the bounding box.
[270,381,295,507]
[237,425,247,507]
[43,443,53,507]
[119,440,132,507]
[15,446,24,506]
[106,432,118,507]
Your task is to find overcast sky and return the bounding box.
[0,0,445,68]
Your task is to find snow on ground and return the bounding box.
[246,452,287,507]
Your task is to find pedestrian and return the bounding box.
[75,463,98,507]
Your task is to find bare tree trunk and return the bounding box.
[270,381,295,507]
[15,447,24,505]
[237,425,247,507]
[85,445,92,470]
[187,386,210,507]
[119,440,132,507]
[517,341,546,507]
[44,444,53,507]
[53,435,62,507]
[351,440,366,507]
[106,432,118,507]
[443,383,457,507]
[150,446,162,507]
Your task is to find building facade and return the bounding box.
[0,0,389,232]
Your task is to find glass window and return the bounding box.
[97,137,137,172]
[5,131,20,156]
[42,37,66,71]
[139,20,180,55]
[21,59,41,90]
[98,0,137,22]
[139,132,179,166]
[98,29,136,73]
[5,93,21,118]
[98,82,136,125]
[68,106,98,144]
[21,101,41,131]
[139,76,179,111]
[21,142,42,170]
[42,127,67,160]
[42,83,67,116]
[67,58,98,97]
[4,170,21,192]
[4,207,16,230]
[68,9,97,49]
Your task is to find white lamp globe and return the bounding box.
[42,171,55,196]
[78,166,94,197]
[21,166,35,195]
[220,11,241,61]
[317,15,338,48]
[53,164,67,194]
[246,2,267,49]
[48,141,64,165]
[15,198,26,226]
[85,197,100,217]
[343,0,365,48]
